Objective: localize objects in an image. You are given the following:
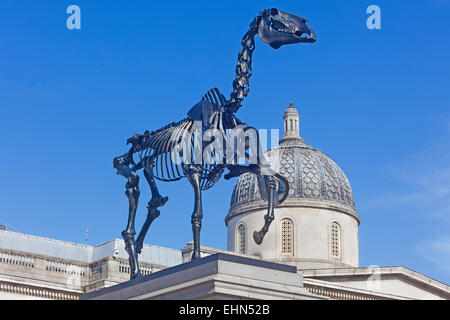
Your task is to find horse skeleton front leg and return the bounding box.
[225,164,283,245]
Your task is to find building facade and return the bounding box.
[0,230,180,299]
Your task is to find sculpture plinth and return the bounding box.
[80,253,325,300]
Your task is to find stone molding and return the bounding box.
[301,266,450,299]
[226,198,360,226]
[303,278,390,300]
[0,279,79,300]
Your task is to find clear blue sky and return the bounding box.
[1,1,449,284]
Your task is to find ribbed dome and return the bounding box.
[230,138,355,211]
[229,102,355,213]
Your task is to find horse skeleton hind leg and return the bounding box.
[113,156,141,279]
[183,164,203,260]
[135,157,168,254]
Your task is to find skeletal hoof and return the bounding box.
[253,231,264,245]
[191,252,201,260]
[130,272,142,280]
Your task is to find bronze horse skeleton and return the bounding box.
[113,8,316,279]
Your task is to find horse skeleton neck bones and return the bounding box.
[113,8,316,279]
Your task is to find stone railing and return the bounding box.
[118,261,130,274]
[118,261,155,276]
[0,249,170,299]
[45,259,86,276]
[0,249,87,299]
[0,250,35,268]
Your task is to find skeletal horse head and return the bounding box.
[258,8,316,49]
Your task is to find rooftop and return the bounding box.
[0,230,182,267]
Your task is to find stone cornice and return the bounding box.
[301,266,450,298]
[303,278,397,300]
[0,279,80,300]
[226,198,360,226]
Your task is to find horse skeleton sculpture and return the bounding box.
[113,8,316,279]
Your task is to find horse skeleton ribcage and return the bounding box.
[135,89,242,190]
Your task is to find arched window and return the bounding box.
[330,222,341,259]
[281,218,294,255]
[238,224,247,254]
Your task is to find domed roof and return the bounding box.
[284,101,299,115]
[229,103,355,214]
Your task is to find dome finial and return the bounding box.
[285,101,298,114]
[281,101,304,143]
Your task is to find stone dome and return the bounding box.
[229,103,355,215]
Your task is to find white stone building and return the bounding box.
[228,102,359,269]
[0,103,449,300]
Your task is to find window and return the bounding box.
[330,222,341,259]
[281,218,294,255]
[290,119,293,131]
[238,224,246,254]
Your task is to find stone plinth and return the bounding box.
[80,253,325,300]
